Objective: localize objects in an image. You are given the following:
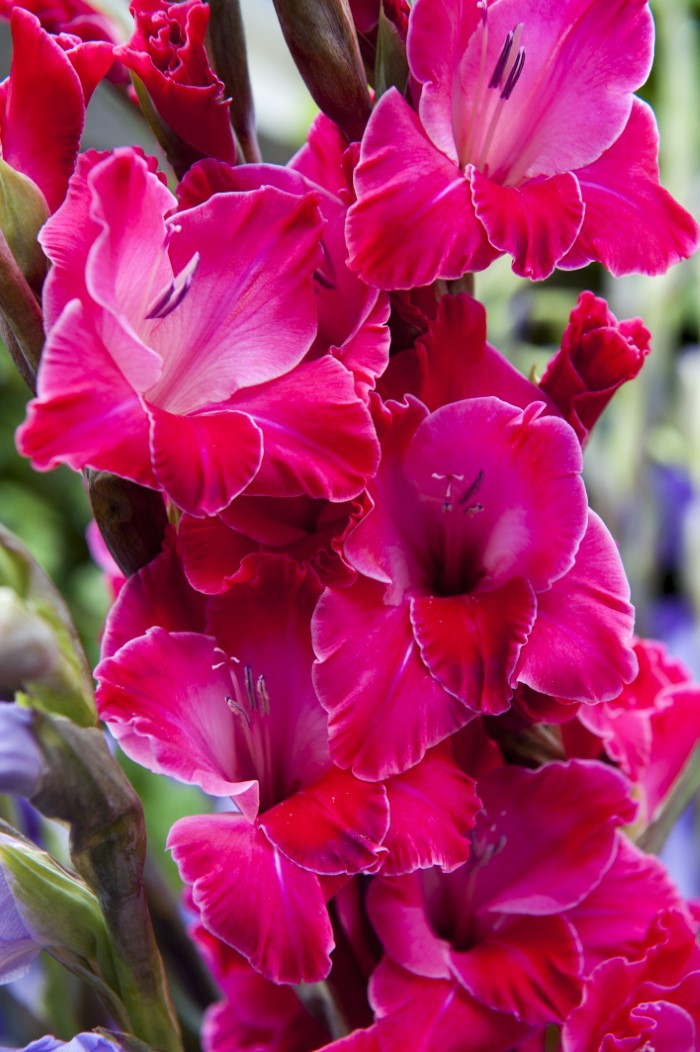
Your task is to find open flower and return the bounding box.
[346,0,699,285]
[17,148,379,517]
[313,392,636,780]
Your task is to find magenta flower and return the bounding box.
[346,0,699,286]
[367,761,638,1048]
[17,148,379,516]
[313,390,636,779]
[96,555,391,983]
[115,0,237,167]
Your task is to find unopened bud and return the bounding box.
[0,588,58,693]
[0,826,117,991]
[0,159,50,294]
[272,0,371,142]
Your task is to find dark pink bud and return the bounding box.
[540,290,651,444]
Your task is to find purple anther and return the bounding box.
[488,30,514,90]
[501,47,525,100]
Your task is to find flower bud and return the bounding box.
[0,525,96,727]
[540,291,650,445]
[0,159,49,293]
[0,827,117,991]
[272,0,371,142]
[0,588,58,694]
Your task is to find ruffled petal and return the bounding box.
[260,765,389,876]
[382,742,480,875]
[346,89,496,290]
[312,579,470,780]
[564,99,700,275]
[169,814,334,984]
[230,356,379,502]
[410,584,536,715]
[17,300,154,486]
[516,512,638,703]
[471,169,584,280]
[148,404,263,516]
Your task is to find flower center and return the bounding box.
[429,469,486,596]
[225,660,279,812]
[459,6,527,177]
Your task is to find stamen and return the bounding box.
[145,252,199,320]
[314,241,337,290]
[501,47,525,100]
[226,694,251,727]
[488,30,513,90]
[244,664,256,710]
[459,469,485,516]
[256,674,270,716]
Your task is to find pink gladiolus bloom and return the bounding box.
[562,910,700,1051]
[97,555,390,983]
[17,148,379,517]
[313,385,636,780]
[115,0,237,167]
[346,0,699,286]
[367,762,637,1047]
[540,291,651,445]
[0,8,112,212]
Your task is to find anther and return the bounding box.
[244,665,256,710]
[488,30,513,90]
[145,252,199,320]
[256,674,270,716]
[226,695,251,727]
[501,46,525,100]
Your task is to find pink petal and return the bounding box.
[61,38,114,103]
[178,514,259,594]
[451,0,653,182]
[96,628,259,811]
[404,398,587,592]
[450,914,582,1025]
[411,583,535,715]
[232,356,380,502]
[206,557,331,800]
[472,760,637,915]
[148,187,324,410]
[346,89,497,290]
[17,300,154,485]
[564,99,700,275]
[169,814,334,983]
[148,404,263,516]
[471,169,584,280]
[312,579,470,780]
[101,532,207,658]
[260,764,388,876]
[516,512,638,703]
[289,112,352,198]
[407,0,482,165]
[568,836,689,974]
[368,875,452,980]
[370,959,530,1052]
[2,8,85,211]
[85,149,176,379]
[381,742,481,875]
